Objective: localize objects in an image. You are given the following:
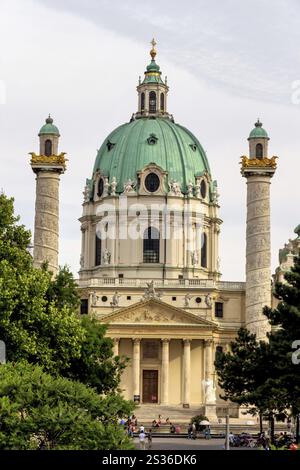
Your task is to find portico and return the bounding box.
[98,298,231,410]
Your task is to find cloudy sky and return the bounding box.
[0,0,299,281]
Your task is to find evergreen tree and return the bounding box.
[215,254,300,440]
[263,254,300,437]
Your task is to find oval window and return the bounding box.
[145,173,160,193]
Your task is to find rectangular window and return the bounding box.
[215,302,224,318]
[172,297,177,301]
[143,340,159,360]
[80,299,88,315]
[215,345,223,361]
[95,235,101,266]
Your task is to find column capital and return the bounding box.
[203,338,213,347]
[113,337,120,344]
[161,338,170,344]
[132,337,141,344]
[182,338,191,345]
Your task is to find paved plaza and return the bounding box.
[134,437,234,450]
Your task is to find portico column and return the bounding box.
[113,338,120,357]
[203,338,217,420]
[204,339,213,380]
[161,339,170,405]
[183,339,191,408]
[132,338,141,402]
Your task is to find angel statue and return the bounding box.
[111,291,120,307]
[123,179,136,193]
[103,248,111,265]
[202,378,216,404]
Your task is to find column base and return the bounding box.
[183,403,190,409]
[204,404,217,421]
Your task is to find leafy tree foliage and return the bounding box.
[0,361,134,450]
[0,193,126,394]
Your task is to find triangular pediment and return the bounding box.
[99,298,217,328]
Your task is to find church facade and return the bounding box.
[29,41,281,419]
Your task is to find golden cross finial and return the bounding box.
[150,38,157,60]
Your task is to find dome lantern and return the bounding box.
[38,114,60,156]
[248,119,269,159]
[135,40,170,119]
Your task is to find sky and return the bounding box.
[0,0,299,281]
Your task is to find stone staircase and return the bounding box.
[135,404,203,425]
[134,404,288,435]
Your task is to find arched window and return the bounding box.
[149,91,157,114]
[97,178,104,197]
[201,232,207,268]
[141,92,145,111]
[143,227,160,263]
[95,235,101,266]
[200,180,207,199]
[256,143,263,158]
[45,139,52,156]
[160,93,164,111]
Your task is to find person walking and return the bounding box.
[187,423,193,439]
[147,429,152,449]
[192,422,197,440]
[139,430,146,450]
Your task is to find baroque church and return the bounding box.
[28,40,298,419]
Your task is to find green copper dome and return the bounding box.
[38,115,60,136]
[92,118,211,194]
[248,119,269,139]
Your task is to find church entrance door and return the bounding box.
[142,370,158,403]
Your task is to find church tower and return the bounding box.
[241,120,277,340]
[30,115,67,276]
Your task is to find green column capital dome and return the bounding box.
[248,119,269,140]
[38,115,60,136]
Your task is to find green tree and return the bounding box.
[263,254,300,440]
[66,316,128,394]
[214,328,278,432]
[215,255,300,440]
[0,361,134,450]
[0,193,126,394]
[46,265,80,311]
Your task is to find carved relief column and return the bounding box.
[161,339,170,405]
[182,339,191,408]
[132,338,141,402]
[113,338,120,357]
[241,153,277,340]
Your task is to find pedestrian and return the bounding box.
[147,429,152,449]
[139,424,145,433]
[192,422,197,440]
[187,423,193,439]
[139,430,146,450]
